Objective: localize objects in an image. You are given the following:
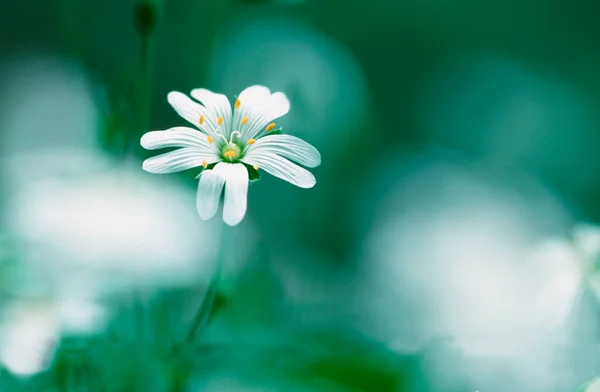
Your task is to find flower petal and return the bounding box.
[215,163,249,226]
[234,85,271,134]
[167,92,217,135]
[142,148,217,174]
[196,165,226,220]
[140,127,215,151]
[237,85,272,106]
[242,151,316,188]
[241,91,291,140]
[247,135,321,168]
[263,92,291,122]
[190,88,233,135]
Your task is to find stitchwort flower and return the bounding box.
[141,85,321,226]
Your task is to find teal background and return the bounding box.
[1,0,600,391]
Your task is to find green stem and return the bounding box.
[62,356,78,392]
[185,268,221,343]
[185,226,229,343]
[129,26,155,159]
[135,291,145,342]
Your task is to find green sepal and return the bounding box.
[264,127,283,136]
[243,163,261,182]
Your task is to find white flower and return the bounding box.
[0,299,105,377]
[586,377,600,392]
[0,304,58,376]
[140,85,321,226]
[4,148,220,296]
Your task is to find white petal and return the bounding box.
[142,148,217,174]
[263,92,291,122]
[237,85,272,113]
[214,163,249,226]
[196,165,226,220]
[234,85,272,134]
[190,88,232,135]
[140,127,215,151]
[241,91,291,140]
[247,135,321,168]
[167,92,217,134]
[242,151,316,188]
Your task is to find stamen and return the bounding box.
[229,131,242,143]
[202,160,208,168]
[217,116,223,125]
[214,131,229,144]
[207,135,213,144]
[253,165,259,171]
[247,139,256,145]
[224,151,235,159]
[235,99,241,109]
[199,115,205,125]
[241,116,249,125]
[265,123,276,132]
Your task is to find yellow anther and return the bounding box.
[202,160,208,168]
[217,116,223,125]
[224,151,235,158]
[241,116,249,125]
[253,165,259,171]
[199,115,205,125]
[247,139,256,145]
[207,135,213,144]
[235,99,241,109]
[265,123,276,132]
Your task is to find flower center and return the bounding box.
[221,142,242,162]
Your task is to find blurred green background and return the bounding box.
[1,0,600,391]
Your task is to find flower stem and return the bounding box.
[185,267,221,343]
[129,1,156,159]
[184,225,228,343]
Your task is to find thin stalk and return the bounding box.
[64,357,77,392]
[185,266,221,343]
[139,32,154,145]
[128,21,155,159]
[184,225,228,343]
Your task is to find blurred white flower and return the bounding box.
[358,152,586,391]
[0,299,105,377]
[573,223,600,260]
[524,238,582,331]
[58,298,107,334]
[573,223,600,302]
[0,304,57,376]
[586,377,600,392]
[3,148,220,297]
[141,85,321,226]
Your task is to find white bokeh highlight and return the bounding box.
[4,149,221,296]
[358,152,588,391]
